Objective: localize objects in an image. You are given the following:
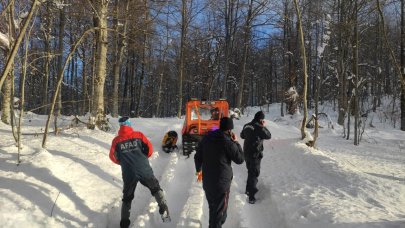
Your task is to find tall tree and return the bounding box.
[222,0,240,98]
[353,0,359,145]
[337,0,349,126]
[136,0,149,117]
[293,0,308,140]
[54,6,65,130]
[91,0,109,128]
[0,0,39,90]
[401,0,405,131]
[111,0,130,117]
[178,0,187,118]
[155,3,170,117]
[40,2,53,115]
[1,0,14,124]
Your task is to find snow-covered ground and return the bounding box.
[0,104,404,228]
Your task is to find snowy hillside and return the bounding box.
[0,104,404,228]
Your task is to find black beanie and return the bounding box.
[254,111,265,121]
[118,116,131,126]
[220,117,234,131]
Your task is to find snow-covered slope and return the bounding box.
[0,105,404,228]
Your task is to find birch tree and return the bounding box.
[1,1,13,124]
[0,0,39,91]
[91,0,109,128]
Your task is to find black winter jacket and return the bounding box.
[194,129,244,194]
[240,120,271,159]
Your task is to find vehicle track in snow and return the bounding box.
[130,152,188,227]
[106,150,174,228]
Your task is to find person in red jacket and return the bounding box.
[110,116,170,228]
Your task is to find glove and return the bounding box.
[196,171,202,182]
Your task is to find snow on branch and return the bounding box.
[0,32,10,50]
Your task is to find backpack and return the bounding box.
[162,131,178,153]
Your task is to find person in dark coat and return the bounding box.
[240,111,271,204]
[109,117,170,228]
[195,117,244,228]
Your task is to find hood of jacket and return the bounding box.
[206,129,231,142]
[118,125,134,137]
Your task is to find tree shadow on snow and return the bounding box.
[0,176,82,227]
[69,134,112,151]
[0,154,100,226]
[313,220,405,228]
[365,172,405,183]
[48,149,122,188]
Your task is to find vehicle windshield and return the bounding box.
[190,106,220,121]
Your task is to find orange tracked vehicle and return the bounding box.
[181,99,229,156]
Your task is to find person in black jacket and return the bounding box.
[195,117,244,228]
[240,111,271,204]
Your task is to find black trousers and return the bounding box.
[121,176,162,220]
[205,190,230,228]
[245,157,261,197]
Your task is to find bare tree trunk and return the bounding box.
[337,0,348,125]
[54,8,65,132]
[17,24,32,164]
[401,0,405,131]
[236,0,253,109]
[313,22,324,144]
[293,0,309,140]
[41,2,52,115]
[80,47,88,115]
[1,74,12,124]
[353,0,359,145]
[92,0,109,128]
[10,69,17,142]
[281,0,288,117]
[155,9,170,117]
[137,0,149,117]
[0,0,39,90]
[178,0,187,118]
[111,0,130,117]
[1,3,15,125]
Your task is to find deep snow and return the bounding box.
[0,104,404,228]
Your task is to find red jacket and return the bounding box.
[110,126,154,181]
[109,126,153,164]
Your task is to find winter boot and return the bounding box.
[120,201,131,228]
[120,219,130,228]
[248,195,256,204]
[153,190,171,222]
